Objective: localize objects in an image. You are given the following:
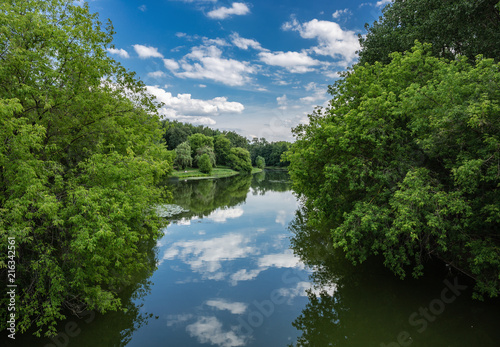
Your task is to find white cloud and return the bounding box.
[300,82,328,104]
[161,233,257,278]
[133,44,164,59]
[229,269,263,286]
[207,2,250,20]
[206,299,247,314]
[147,85,244,115]
[208,208,244,223]
[163,58,180,71]
[230,33,266,51]
[275,209,287,226]
[258,51,321,73]
[332,8,351,19]
[376,0,392,7]
[172,45,255,86]
[258,251,303,269]
[107,48,129,58]
[147,70,165,78]
[186,317,246,347]
[277,94,287,110]
[278,281,337,300]
[138,4,147,12]
[159,108,217,125]
[283,18,360,66]
[277,281,313,299]
[203,37,228,46]
[147,85,244,125]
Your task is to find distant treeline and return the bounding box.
[161,120,291,169]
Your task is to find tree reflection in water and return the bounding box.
[288,206,500,347]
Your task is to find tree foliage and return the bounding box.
[174,141,192,169]
[227,147,252,173]
[197,153,213,174]
[256,156,266,169]
[194,145,216,168]
[187,133,214,157]
[359,0,500,65]
[0,0,173,336]
[248,138,290,167]
[287,43,500,298]
[214,134,232,166]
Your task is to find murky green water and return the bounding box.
[8,171,500,346]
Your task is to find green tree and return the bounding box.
[175,141,192,169]
[194,145,216,168]
[227,147,252,173]
[359,0,500,65]
[0,0,173,336]
[214,134,232,166]
[198,153,212,174]
[164,124,192,149]
[188,133,214,157]
[256,156,266,169]
[287,43,500,298]
[224,131,249,149]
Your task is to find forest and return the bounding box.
[286,0,500,299]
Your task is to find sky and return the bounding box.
[85,0,392,142]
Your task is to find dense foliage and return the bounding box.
[162,120,248,150]
[359,0,500,65]
[197,153,212,174]
[248,138,290,167]
[287,43,500,298]
[227,147,253,173]
[255,156,266,169]
[174,141,192,169]
[163,120,291,171]
[0,0,173,336]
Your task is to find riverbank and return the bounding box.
[170,167,263,180]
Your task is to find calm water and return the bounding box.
[9,171,500,346]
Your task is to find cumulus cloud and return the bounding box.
[208,208,244,223]
[133,44,164,59]
[187,317,246,347]
[258,251,303,269]
[107,48,129,58]
[376,0,392,7]
[277,94,287,110]
[278,281,337,300]
[147,85,244,115]
[300,82,328,104]
[207,2,250,20]
[147,70,165,78]
[163,58,180,71]
[258,51,321,73]
[160,233,257,278]
[206,299,247,314]
[282,18,360,66]
[146,85,244,125]
[169,45,255,86]
[332,8,351,19]
[229,269,263,286]
[230,33,266,51]
[138,4,147,12]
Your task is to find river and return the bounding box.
[11,170,500,346]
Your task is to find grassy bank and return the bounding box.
[170,167,263,180]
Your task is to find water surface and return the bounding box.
[9,170,500,347]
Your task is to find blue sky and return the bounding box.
[86,0,391,142]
